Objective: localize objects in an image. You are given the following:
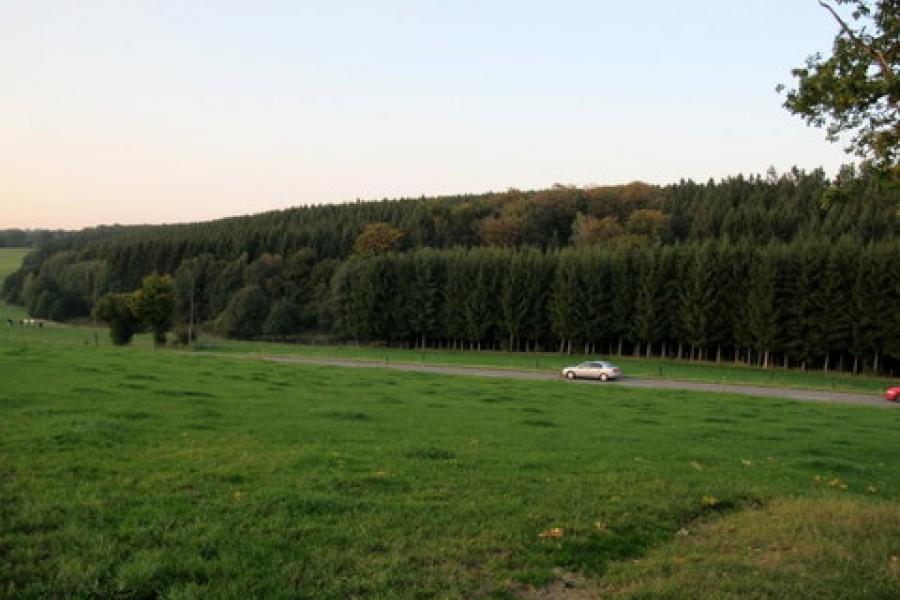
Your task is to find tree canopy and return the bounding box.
[779,0,899,169]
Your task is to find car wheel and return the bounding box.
[566,371,575,380]
[600,373,608,382]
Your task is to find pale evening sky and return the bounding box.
[1,1,853,229]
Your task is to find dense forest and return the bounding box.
[3,166,899,373]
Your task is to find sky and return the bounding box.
[0,0,854,230]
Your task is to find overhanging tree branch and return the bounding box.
[817,0,894,82]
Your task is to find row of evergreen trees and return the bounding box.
[331,241,899,374]
[18,237,894,374]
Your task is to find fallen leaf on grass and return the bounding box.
[690,461,704,472]
[538,527,565,539]
[594,521,609,533]
[702,495,718,507]
[741,458,753,467]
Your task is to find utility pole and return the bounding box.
[188,272,195,346]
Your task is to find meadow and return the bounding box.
[0,248,29,282]
[1,248,899,598]
[2,330,899,598]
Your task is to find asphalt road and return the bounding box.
[210,353,896,409]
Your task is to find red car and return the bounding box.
[886,387,900,402]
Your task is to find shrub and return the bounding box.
[93,293,140,345]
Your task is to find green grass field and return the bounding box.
[1,248,899,598]
[2,335,899,599]
[0,248,29,275]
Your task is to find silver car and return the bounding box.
[561,361,620,381]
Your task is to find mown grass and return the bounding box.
[205,339,895,394]
[2,328,899,598]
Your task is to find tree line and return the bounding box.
[332,241,899,374]
[6,167,896,298]
[0,229,68,248]
[2,167,898,373]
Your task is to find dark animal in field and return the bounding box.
[6,319,11,326]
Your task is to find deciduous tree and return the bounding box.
[133,273,175,345]
[779,0,899,168]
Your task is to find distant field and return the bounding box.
[205,339,895,395]
[0,248,29,321]
[2,247,899,598]
[0,247,28,275]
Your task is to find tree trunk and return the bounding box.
[823,352,829,373]
[716,344,721,363]
[853,355,858,375]
[677,342,683,360]
[646,341,652,359]
[873,350,880,374]
[763,350,768,369]
[617,337,623,356]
